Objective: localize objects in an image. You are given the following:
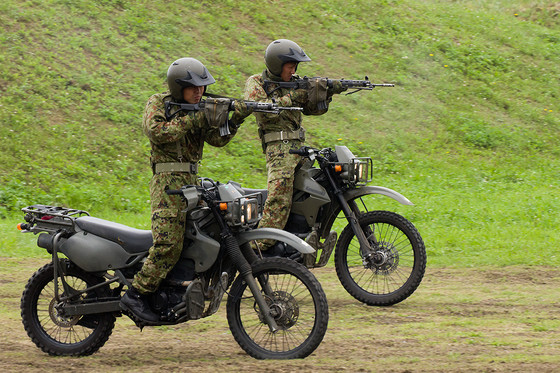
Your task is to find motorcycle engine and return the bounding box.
[150,286,186,316]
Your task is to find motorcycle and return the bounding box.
[17,178,329,359]
[232,145,427,306]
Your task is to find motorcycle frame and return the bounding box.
[50,235,126,317]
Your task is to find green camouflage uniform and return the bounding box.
[244,71,344,249]
[133,92,245,294]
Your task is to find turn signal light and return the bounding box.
[17,223,23,231]
[334,165,342,172]
[219,202,228,211]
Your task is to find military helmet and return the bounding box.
[264,39,311,76]
[167,57,216,101]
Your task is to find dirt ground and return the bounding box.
[1,258,559,372]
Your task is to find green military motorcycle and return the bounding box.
[233,145,427,307]
[18,178,328,359]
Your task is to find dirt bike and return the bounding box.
[232,145,427,307]
[17,178,329,359]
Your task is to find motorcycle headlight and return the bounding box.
[350,158,373,185]
[332,157,373,185]
[221,194,263,227]
[242,198,260,225]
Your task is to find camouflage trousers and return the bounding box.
[258,140,303,250]
[133,172,197,294]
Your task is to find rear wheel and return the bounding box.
[21,260,116,356]
[226,258,328,359]
[334,211,426,306]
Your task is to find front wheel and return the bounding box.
[21,260,116,356]
[226,258,329,359]
[334,211,426,306]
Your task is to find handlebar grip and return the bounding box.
[289,148,308,156]
[165,189,183,196]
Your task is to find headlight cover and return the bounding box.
[334,157,373,185]
[352,157,373,185]
[220,194,263,227]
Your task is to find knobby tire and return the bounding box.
[21,260,116,356]
[334,210,426,306]
[226,258,329,359]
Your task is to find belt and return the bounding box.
[154,162,198,174]
[262,128,306,144]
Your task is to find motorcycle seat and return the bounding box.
[75,216,153,254]
[241,187,268,201]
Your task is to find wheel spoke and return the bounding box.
[21,261,116,356]
[335,211,426,306]
[228,258,327,358]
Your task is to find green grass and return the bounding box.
[0,0,558,267]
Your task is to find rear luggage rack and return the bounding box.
[21,205,90,233]
[22,205,90,218]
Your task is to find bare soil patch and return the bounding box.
[1,258,559,372]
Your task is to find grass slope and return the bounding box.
[0,0,558,266]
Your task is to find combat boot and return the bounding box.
[120,287,159,322]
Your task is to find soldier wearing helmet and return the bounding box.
[244,39,346,256]
[120,58,250,322]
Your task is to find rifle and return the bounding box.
[263,76,394,96]
[164,99,302,136]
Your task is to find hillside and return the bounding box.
[0,0,558,266]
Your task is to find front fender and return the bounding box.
[344,185,413,206]
[317,185,413,239]
[236,228,315,254]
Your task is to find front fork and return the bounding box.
[346,198,391,268]
[335,193,378,261]
[223,235,279,333]
[320,163,377,263]
[328,173,386,268]
[211,203,279,333]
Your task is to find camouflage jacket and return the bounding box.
[142,92,238,166]
[244,70,345,140]
[243,71,304,135]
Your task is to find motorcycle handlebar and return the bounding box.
[165,189,183,196]
[289,148,309,156]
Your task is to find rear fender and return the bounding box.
[236,228,315,254]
